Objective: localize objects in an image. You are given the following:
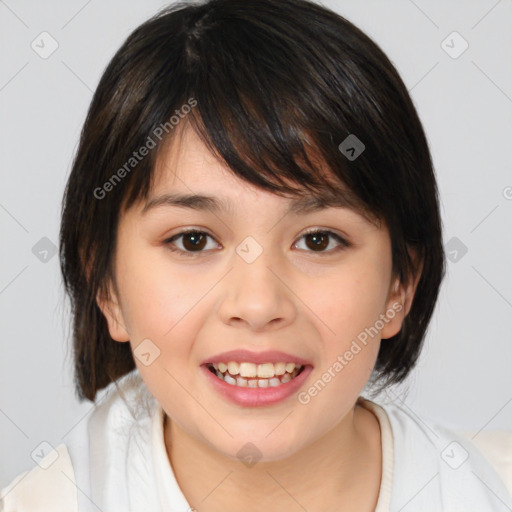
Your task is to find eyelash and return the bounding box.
[163,228,350,257]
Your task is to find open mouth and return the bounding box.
[207,362,305,388]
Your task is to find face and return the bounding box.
[98,124,408,462]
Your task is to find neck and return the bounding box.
[164,400,382,512]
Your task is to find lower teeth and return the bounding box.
[212,367,300,387]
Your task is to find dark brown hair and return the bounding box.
[60,0,445,401]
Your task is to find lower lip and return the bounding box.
[201,364,313,407]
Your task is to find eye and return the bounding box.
[163,228,350,257]
[164,230,220,256]
[293,229,350,254]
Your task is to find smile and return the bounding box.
[207,361,304,388]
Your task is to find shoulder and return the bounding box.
[1,371,158,512]
[0,444,77,512]
[367,398,512,511]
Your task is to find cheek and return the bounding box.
[117,251,217,374]
[117,256,206,409]
[116,248,196,338]
[307,264,390,342]
[300,270,385,414]
[298,258,389,399]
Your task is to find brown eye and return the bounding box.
[294,230,349,254]
[165,230,219,256]
[305,232,329,251]
[181,232,207,251]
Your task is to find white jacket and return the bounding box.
[1,370,511,511]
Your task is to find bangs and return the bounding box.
[118,1,383,223]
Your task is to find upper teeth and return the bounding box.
[212,361,301,378]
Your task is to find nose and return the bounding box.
[217,248,297,332]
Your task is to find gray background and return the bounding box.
[1,0,511,489]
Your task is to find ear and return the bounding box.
[96,281,130,342]
[381,248,423,340]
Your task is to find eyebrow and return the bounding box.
[141,192,355,216]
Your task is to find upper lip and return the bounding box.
[201,349,312,366]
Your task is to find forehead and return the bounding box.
[140,122,377,224]
[141,191,359,219]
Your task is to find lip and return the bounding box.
[200,349,312,366]
[200,363,314,407]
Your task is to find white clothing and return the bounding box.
[1,370,511,511]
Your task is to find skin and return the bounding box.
[97,123,419,511]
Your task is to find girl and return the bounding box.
[2,0,511,510]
